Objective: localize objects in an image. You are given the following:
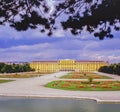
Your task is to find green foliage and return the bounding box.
[0,80,13,83]
[88,77,93,83]
[45,80,120,91]
[0,0,120,39]
[60,72,112,79]
[55,0,120,39]
[0,63,34,73]
[98,63,120,75]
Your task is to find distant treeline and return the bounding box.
[98,63,120,75]
[0,63,34,73]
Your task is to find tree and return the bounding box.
[52,0,120,39]
[0,0,120,39]
[0,0,50,31]
[21,63,33,72]
[0,63,5,73]
[98,63,120,75]
[0,62,34,73]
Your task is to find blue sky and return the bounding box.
[0,0,120,63]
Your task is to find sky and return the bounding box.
[0,0,120,63]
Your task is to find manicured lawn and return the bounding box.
[0,74,41,78]
[45,80,120,91]
[0,80,13,83]
[0,72,53,78]
[37,72,54,74]
[60,72,112,79]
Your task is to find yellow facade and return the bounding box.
[30,59,108,72]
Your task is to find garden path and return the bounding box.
[0,72,120,103]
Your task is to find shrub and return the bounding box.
[83,73,87,77]
[88,77,93,83]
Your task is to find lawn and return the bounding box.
[0,80,13,83]
[45,80,120,91]
[0,73,41,78]
[60,72,112,79]
[0,72,54,78]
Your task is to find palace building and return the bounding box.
[30,59,108,72]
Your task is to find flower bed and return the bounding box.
[60,72,112,79]
[45,80,120,91]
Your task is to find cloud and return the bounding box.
[52,29,65,37]
[0,37,120,64]
[0,19,120,64]
[107,55,120,63]
[0,43,51,61]
[0,43,50,52]
[0,25,24,40]
[0,25,49,40]
[89,53,120,63]
[0,0,120,64]
[83,41,101,51]
[46,0,55,14]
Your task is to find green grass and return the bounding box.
[0,80,14,83]
[45,80,120,91]
[0,72,54,78]
[60,72,112,79]
[0,74,42,78]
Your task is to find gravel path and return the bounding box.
[95,71,120,80]
[0,72,120,103]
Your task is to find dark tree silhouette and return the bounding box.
[0,62,34,73]
[53,0,120,39]
[0,0,120,39]
[0,0,50,31]
[98,63,120,75]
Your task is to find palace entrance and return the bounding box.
[59,69,75,71]
[59,59,75,72]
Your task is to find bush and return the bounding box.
[88,77,93,83]
[98,63,120,75]
[0,63,34,73]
